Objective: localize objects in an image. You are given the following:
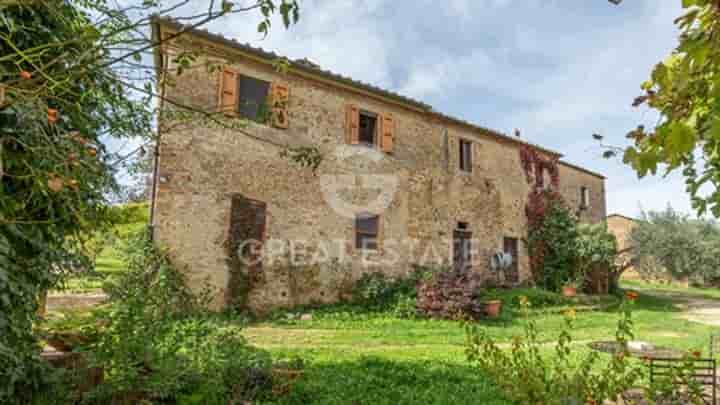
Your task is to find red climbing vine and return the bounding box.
[520,145,566,286]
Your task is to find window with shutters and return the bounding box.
[355,214,379,250]
[237,75,271,122]
[459,139,473,172]
[358,111,378,146]
[346,105,394,153]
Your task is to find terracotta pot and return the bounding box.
[562,286,577,297]
[484,300,502,318]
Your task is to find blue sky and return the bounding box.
[159,0,690,218]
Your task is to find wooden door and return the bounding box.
[503,237,519,283]
[453,230,472,273]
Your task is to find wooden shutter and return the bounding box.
[218,68,238,116]
[346,104,360,144]
[270,82,290,129]
[379,113,395,153]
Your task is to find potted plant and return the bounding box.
[562,275,585,297]
[482,290,503,318]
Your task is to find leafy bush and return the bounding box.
[86,229,274,403]
[527,198,580,292]
[416,269,484,320]
[466,295,643,404]
[351,267,436,318]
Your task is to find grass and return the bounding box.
[623,279,720,300]
[49,222,720,404]
[240,283,720,404]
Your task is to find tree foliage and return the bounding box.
[630,206,720,284]
[601,1,720,217]
[0,0,299,401]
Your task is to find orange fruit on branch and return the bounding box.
[47,108,59,124]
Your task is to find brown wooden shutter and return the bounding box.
[218,68,238,116]
[269,82,290,129]
[346,104,360,144]
[380,113,395,153]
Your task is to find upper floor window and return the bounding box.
[358,111,378,146]
[218,68,290,129]
[459,139,473,172]
[346,104,394,153]
[580,186,590,209]
[237,75,271,122]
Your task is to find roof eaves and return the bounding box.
[558,160,606,179]
[607,213,637,222]
[152,17,566,159]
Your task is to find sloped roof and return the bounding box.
[152,17,605,179]
[607,213,637,222]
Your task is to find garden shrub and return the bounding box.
[527,197,580,292]
[85,229,274,403]
[416,269,484,320]
[466,294,644,404]
[351,267,436,317]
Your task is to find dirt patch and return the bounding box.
[47,291,107,312]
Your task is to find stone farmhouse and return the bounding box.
[150,19,607,311]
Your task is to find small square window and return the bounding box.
[459,140,472,172]
[238,75,270,122]
[359,111,377,146]
[356,214,379,250]
[457,221,469,230]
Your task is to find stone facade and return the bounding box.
[151,21,608,311]
[606,214,641,280]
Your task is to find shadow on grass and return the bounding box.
[271,357,510,405]
[592,289,681,314]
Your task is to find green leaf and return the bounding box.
[665,121,696,158]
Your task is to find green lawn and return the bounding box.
[49,217,720,405]
[623,279,720,300]
[243,284,719,404]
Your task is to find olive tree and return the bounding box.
[630,206,720,284]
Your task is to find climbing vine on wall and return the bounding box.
[519,145,573,289]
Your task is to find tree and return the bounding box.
[630,206,720,284]
[598,1,720,217]
[0,1,299,401]
[527,195,580,292]
[576,222,627,292]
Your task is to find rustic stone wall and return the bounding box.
[606,214,642,280]
[153,26,608,311]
